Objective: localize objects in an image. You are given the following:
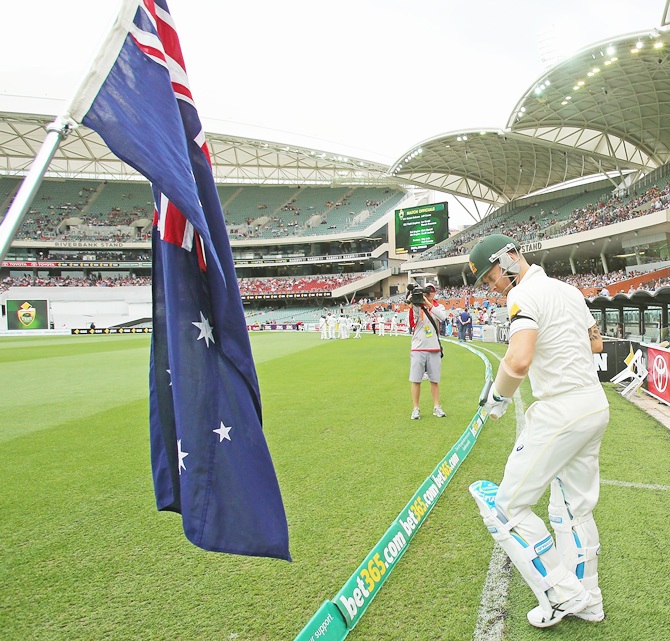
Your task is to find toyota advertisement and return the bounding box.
[646,346,670,404]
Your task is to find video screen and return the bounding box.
[6,299,50,330]
[394,202,449,254]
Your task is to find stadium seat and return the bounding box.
[611,349,648,397]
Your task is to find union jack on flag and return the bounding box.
[68,0,290,560]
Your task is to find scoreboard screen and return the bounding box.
[394,202,449,254]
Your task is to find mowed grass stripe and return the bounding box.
[0,337,151,443]
[0,334,152,363]
[248,330,331,363]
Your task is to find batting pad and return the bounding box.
[548,479,600,590]
[469,480,560,614]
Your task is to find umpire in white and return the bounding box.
[468,234,609,628]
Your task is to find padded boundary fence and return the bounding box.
[293,342,494,641]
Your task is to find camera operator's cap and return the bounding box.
[468,234,520,283]
[425,283,437,292]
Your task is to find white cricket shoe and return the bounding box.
[570,589,604,622]
[433,406,447,418]
[411,408,421,420]
[526,591,592,628]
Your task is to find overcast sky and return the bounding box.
[0,1,666,225]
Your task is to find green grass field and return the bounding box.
[1,332,669,641]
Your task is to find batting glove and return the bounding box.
[482,385,511,420]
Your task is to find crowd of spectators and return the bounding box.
[13,215,150,243]
[357,270,670,314]
[5,269,668,298]
[560,184,670,235]
[1,272,369,296]
[7,178,668,250]
[7,182,152,242]
[13,213,67,241]
[559,271,625,290]
[431,272,670,300]
[418,181,670,261]
[225,191,396,240]
[238,273,366,295]
[1,274,151,293]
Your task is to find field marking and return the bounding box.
[471,346,525,641]
[471,546,512,641]
[601,479,670,491]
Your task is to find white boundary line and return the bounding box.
[471,345,525,641]
[601,479,670,491]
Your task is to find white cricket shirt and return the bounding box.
[507,264,600,399]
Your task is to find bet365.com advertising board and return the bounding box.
[5,299,50,330]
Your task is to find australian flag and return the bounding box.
[68,0,290,560]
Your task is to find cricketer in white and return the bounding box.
[468,234,608,628]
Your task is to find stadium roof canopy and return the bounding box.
[0,111,392,187]
[389,28,670,208]
[2,28,669,207]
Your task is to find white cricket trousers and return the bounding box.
[496,384,609,602]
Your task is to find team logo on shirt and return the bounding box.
[509,303,535,325]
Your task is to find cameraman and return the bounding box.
[407,283,448,420]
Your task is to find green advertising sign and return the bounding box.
[6,299,50,330]
[293,601,348,641]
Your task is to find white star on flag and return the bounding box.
[213,421,232,442]
[192,311,215,347]
[177,439,189,475]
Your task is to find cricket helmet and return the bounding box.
[468,234,521,283]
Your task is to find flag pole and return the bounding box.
[0,116,74,263]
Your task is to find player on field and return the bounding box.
[468,234,608,628]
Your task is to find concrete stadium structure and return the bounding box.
[2,24,670,334]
